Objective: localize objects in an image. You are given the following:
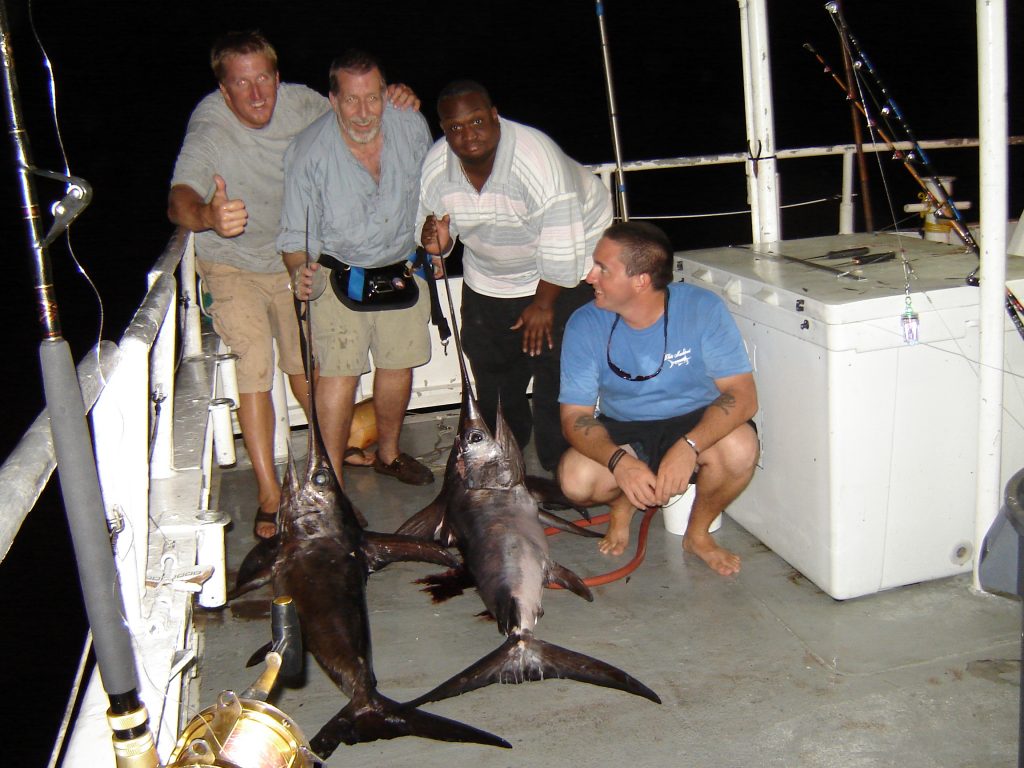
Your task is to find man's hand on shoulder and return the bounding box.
[386,83,420,112]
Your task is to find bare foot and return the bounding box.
[682,532,741,575]
[598,505,635,556]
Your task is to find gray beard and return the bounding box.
[344,121,381,145]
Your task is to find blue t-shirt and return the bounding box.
[559,282,752,421]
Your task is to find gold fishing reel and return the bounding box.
[166,597,319,768]
[166,672,317,767]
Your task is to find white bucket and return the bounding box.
[662,485,722,535]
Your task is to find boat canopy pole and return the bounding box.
[0,3,158,764]
[737,0,781,243]
[594,1,628,221]
[974,0,1009,592]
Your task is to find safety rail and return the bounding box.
[589,136,1024,235]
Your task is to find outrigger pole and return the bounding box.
[594,1,629,221]
[0,4,158,766]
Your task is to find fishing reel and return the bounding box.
[165,597,321,768]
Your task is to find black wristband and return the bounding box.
[607,448,627,473]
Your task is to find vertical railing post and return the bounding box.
[839,149,856,234]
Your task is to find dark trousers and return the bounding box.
[461,282,592,471]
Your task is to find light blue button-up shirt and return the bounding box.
[279,102,431,268]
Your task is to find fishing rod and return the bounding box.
[825,2,1024,340]
[0,2,160,765]
[802,42,978,252]
[595,0,629,221]
[824,2,981,254]
[807,22,1024,342]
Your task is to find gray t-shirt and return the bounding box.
[278,103,431,268]
[170,83,329,273]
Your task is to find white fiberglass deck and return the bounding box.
[192,413,1020,768]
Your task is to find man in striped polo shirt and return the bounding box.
[418,80,612,472]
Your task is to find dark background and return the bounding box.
[0,0,1021,762]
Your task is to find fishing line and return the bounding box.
[26,0,106,359]
[46,629,93,768]
[637,194,840,222]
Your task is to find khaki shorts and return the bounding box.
[310,274,431,377]
[197,260,305,392]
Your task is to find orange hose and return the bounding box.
[545,506,658,588]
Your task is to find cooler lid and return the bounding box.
[677,234,1024,325]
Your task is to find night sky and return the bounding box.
[0,1,1021,762]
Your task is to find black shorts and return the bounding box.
[598,408,757,475]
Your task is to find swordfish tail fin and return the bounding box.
[407,631,662,708]
[308,693,511,758]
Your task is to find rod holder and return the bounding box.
[196,509,230,608]
[210,397,237,466]
[216,352,240,407]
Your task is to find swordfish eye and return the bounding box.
[312,469,330,486]
[467,429,486,444]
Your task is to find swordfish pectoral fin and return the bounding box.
[395,494,449,541]
[361,531,460,571]
[407,633,661,707]
[545,561,594,601]
[308,694,510,759]
[228,537,279,600]
[525,475,593,521]
[538,509,602,538]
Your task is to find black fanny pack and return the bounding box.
[320,254,419,312]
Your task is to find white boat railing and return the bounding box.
[590,136,1024,236]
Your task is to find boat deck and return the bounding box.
[194,412,1021,767]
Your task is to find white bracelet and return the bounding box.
[684,436,699,456]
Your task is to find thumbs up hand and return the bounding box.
[206,174,248,237]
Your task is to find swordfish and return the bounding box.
[232,299,510,758]
[398,391,661,707]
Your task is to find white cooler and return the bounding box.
[677,234,1024,599]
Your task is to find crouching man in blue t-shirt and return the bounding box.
[558,222,759,576]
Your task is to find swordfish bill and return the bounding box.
[233,282,510,758]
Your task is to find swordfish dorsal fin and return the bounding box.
[493,398,525,484]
